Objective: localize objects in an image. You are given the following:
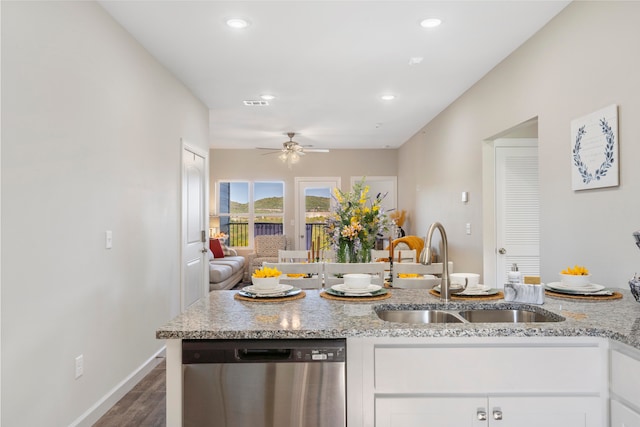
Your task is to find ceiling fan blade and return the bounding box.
[303,148,330,153]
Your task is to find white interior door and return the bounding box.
[495,140,539,287]
[295,177,340,251]
[182,144,208,311]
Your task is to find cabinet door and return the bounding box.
[611,400,640,427]
[489,396,601,427]
[375,397,487,427]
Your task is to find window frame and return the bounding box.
[216,180,285,248]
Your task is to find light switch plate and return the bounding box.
[105,230,113,249]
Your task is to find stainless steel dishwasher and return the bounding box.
[182,338,346,427]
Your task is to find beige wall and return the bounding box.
[399,1,640,287]
[1,2,209,425]
[210,148,398,249]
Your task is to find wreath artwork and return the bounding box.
[570,105,618,191]
[572,118,615,184]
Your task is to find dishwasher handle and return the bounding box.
[236,348,292,361]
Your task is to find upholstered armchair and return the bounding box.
[247,234,287,275]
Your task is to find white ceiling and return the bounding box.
[99,1,569,151]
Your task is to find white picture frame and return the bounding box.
[570,104,619,191]
[350,176,397,212]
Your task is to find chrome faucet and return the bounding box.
[420,222,451,302]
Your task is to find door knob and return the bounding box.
[498,248,507,254]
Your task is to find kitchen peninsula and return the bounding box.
[157,289,640,426]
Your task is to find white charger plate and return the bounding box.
[331,284,381,294]
[547,282,604,293]
[243,284,294,295]
[433,284,497,296]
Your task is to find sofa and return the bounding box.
[208,239,246,291]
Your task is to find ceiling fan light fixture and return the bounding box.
[380,94,396,101]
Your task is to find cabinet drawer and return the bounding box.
[374,345,602,393]
[611,400,640,427]
[611,350,640,409]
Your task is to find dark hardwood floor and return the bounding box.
[93,358,166,427]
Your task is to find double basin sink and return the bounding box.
[376,305,564,324]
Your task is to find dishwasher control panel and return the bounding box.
[296,346,345,362]
[183,338,346,364]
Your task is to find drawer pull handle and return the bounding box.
[493,409,503,420]
[477,409,487,421]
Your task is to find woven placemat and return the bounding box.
[320,291,392,302]
[429,289,504,301]
[234,291,306,303]
[544,289,623,301]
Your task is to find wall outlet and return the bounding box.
[75,354,84,379]
[466,223,472,235]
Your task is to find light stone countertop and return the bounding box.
[156,288,640,350]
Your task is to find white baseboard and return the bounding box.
[69,346,167,427]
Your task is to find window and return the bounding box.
[217,181,284,247]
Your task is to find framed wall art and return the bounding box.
[570,104,618,191]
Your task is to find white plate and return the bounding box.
[458,285,492,295]
[433,284,466,293]
[331,284,381,294]
[547,282,604,292]
[243,284,294,295]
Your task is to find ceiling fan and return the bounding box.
[258,132,329,167]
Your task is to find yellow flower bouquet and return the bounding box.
[252,266,282,278]
[325,177,391,263]
[251,266,282,290]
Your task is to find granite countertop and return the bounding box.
[156,288,640,350]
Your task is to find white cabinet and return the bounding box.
[376,396,600,427]
[347,336,607,427]
[611,400,640,427]
[610,345,640,427]
[376,397,486,427]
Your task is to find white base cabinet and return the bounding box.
[376,396,601,427]
[611,400,640,427]
[610,344,640,427]
[347,337,607,427]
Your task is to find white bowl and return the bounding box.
[560,273,591,287]
[343,273,371,289]
[449,273,480,288]
[251,277,280,290]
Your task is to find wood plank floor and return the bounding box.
[93,359,166,426]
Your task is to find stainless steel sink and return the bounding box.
[457,309,559,323]
[377,310,464,324]
[375,306,564,324]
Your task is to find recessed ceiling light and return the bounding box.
[380,95,396,101]
[420,18,442,28]
[226,18,249,29]
[260,94,275,101]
